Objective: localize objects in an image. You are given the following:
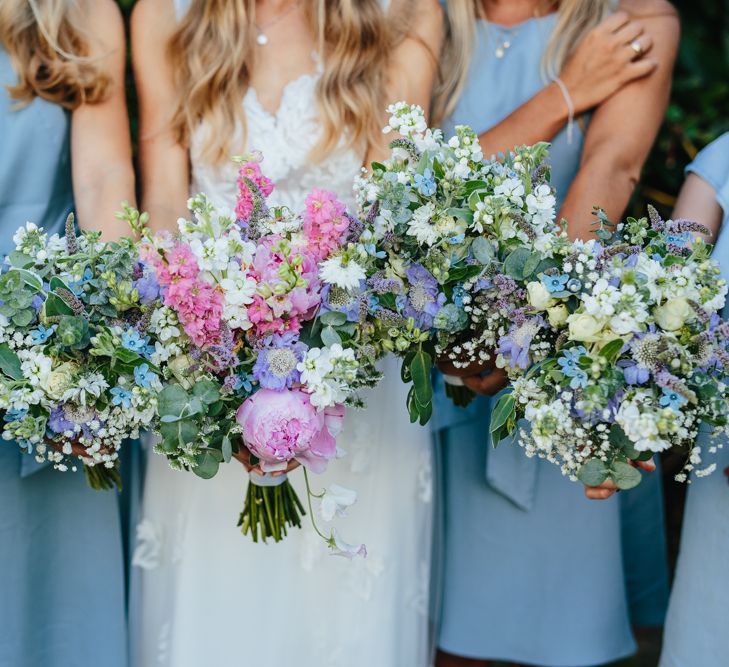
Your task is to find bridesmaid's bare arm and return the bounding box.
[559,0,680,239]
[367,0,444,163]
[672,173,724,241]
[71,0,135,241]
[131,0,190,233]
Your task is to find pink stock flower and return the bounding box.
[236,389,344,474]
[236,161,274,221]
[164,278,224,346]
[303,189,349,260]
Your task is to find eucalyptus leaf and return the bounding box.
[157,384,189,418]
[503,247,533,281]
[471,237,495,266]
[321,326,341,347]
[192,380,220,405]
[319,310,348,327]
[0,344,23,380]
[222,435,233,463]
[11,309,34,327]
[577,459,609,487]
[192,451,220,479]
[611,460,643,490]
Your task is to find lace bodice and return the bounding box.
[189,69,363,212]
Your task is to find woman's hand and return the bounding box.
[584,457,656,500]
[234,445,300,477]
[560,11,658,115]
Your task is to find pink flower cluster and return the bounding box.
[245,237,320,337]
[303,189,350,261]
[144,242,224,347]
[236,161,274,221]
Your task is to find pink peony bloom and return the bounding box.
[236,389,344,474]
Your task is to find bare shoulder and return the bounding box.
[132,0,177,42]
[81,0,125,53]
[391,0,444,48]
[620,0,679,28]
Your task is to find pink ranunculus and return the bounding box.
[236,389,341,474]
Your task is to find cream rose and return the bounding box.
[526,281,555,311]
[168,354,195,390]
[547,304,569,328]
[567,313,607,343]
[43,361,79,400]
[654,297,693,331]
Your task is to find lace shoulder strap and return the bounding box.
[173,0,192,21]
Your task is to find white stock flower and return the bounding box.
[525,184,556,226]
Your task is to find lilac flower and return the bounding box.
[252,333,308,390]
[320,283,363,322]
[400,263,446,330]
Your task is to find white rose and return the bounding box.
[547,304,569,328]
[43,361,79,400]
[526,281,554,311]
[654,297,693,331]
[567,313,606,342]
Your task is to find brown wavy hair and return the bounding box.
[167,0,392,165]
[432,0,615,125]
[0,0,109,109]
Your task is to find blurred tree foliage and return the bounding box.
[114,0,728,212]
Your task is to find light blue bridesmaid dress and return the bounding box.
[434,14,668,665]
[0,49,128,667]
[660,133,729,667]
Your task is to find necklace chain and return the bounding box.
[255,0,302,46]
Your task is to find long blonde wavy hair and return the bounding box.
[433,0,616,124]
[0,0,109,109]
[168,0,394,165]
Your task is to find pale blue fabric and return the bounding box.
[0,49,128,667]
[660,133,729,667]
[435,15,666,664]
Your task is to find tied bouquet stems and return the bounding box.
[492,207,729,489]
[346,102,559,421]
[0,208,164,490]
[144,155,376,553]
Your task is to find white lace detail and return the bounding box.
[189,71,362,212]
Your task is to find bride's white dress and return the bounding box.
[132,21,434,667]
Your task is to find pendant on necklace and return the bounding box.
[257,32,269,46]
[495,40,511,59]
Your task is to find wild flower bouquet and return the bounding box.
[491,208,729,489]
[143,156,377,550]
[350,102,558,422]
[0,209,162,489]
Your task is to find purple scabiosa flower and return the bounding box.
[252,332,308,390]
[619,360,650,385]
[47,405,75,434]
[320,282,363,322]
[496,316,544,369]
[400,263,446,330]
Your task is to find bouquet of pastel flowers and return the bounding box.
[491,207,729,489]
[0,209,163,489]
[345,102,559,422]
[142,156,377,551]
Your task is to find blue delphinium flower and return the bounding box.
[252,333,308,390]
[30,324,56,345]
[134,363,155,389]
[542,274,570,294]
[659,388,688,411]
[110,386,133,409]
[414,169,436,196]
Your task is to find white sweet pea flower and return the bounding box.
[319,484,358,522]
[329,529,367,559]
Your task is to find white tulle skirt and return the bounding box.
[131,356,434,667]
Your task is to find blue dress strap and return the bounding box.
[173,0,192,20]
